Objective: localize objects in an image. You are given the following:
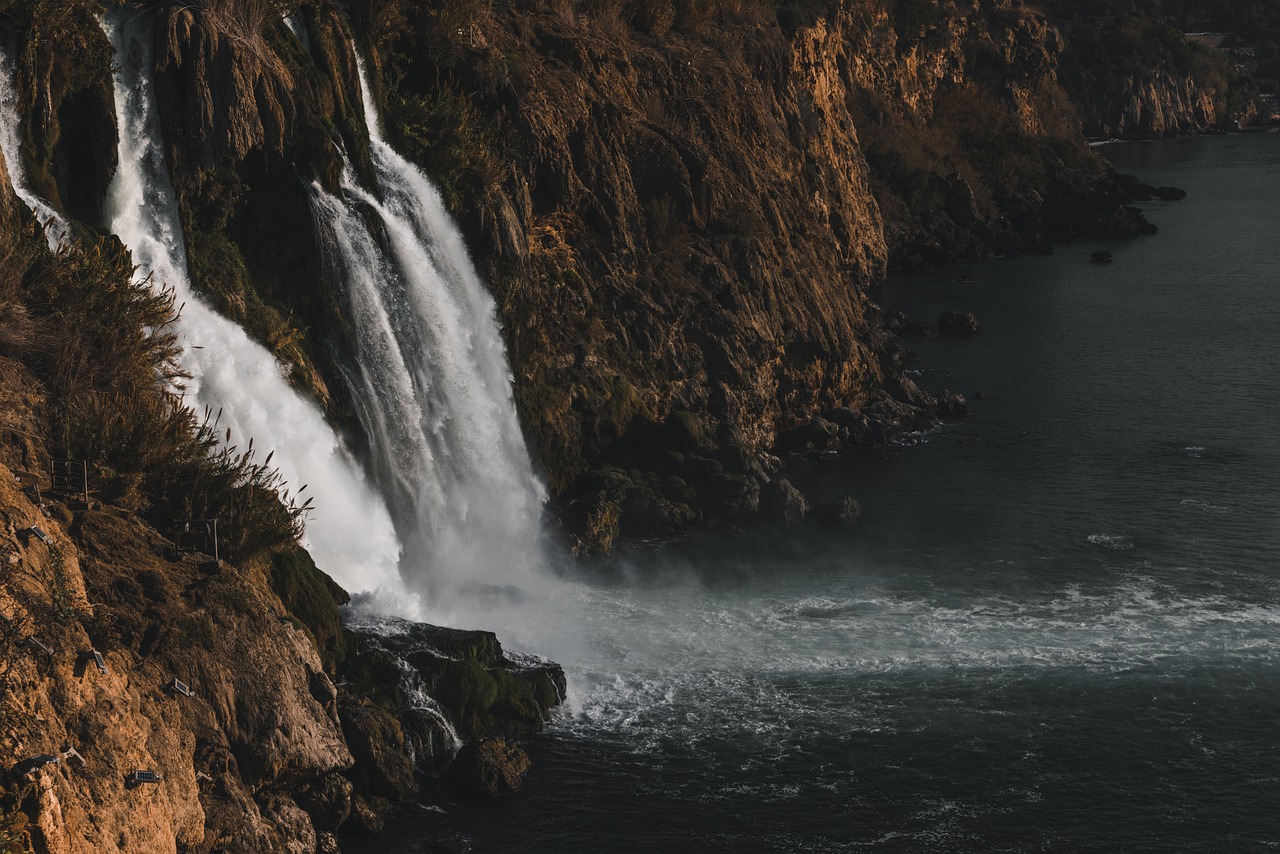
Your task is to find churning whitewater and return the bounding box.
[100,11,404,601]
[306,51,548,616]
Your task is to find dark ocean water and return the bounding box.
[356,133,1280,853]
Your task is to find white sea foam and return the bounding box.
[527,570,1280,765]
[1180,498,1232,515]
[1087,533,1134,550]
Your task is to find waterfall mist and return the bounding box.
[307,54,553,625]
[0,49,70,250]
[100,11,406,604]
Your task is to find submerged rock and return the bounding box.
[939,311,982,336]
[813,497,863,531]
[881,310,931,338]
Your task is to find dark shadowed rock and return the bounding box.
[346,795,389,835]
[881,310,931,337]
[338,698,419,801]
[774,417,840,455]
[444,738,532,798]
[295,773,353,832]
[1090,251,1113,264]
[936,391,969,417]
[813,497,863,531]
[762,479,810,529]
[939,311,981,336]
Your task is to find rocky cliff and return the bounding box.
[0,0,1169,549]
[1033,0,1249,139]
[1092,68,1224,138]
[354,0,1159,550]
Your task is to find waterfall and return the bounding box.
[283,13,311,53]
[307,53,548,616]
[100,11,406,603]
[0,49,70,250]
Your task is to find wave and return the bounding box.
[1087,533,1133,550]
[1180,498,1233,515]
[539,576,1280,757]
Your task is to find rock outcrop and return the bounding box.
[1096,69,1224,138]
[0,460,347,853]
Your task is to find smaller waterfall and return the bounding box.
[101,11,406,602]
[0,49,70,250]
[308,53,549,617]
[282,13,311,53]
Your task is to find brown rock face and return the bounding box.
[0,459,355,853]
[443,738,532,798]
[1100,69,1225,138]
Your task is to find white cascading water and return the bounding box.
[307,53,549,619]
[0,48,70,250]
[101,11,407,604]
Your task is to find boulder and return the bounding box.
[813,497,862,531]
[881,310,930,337]
[444,738,532,798]
[346,795,388,835]
[774,417,840,454]
[294,773,353,833]
[936,391,968,417]
[338,698,419,801]
[1090,250,1113,264]
[761,479,810,529]
[938,310,981,336]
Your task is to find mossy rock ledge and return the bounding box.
[338,619,566,805]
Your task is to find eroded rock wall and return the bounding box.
[0,461,349,853]
[1096,68,1225,138]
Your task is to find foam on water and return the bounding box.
[1087,533,1133,549]
[1180,497,1232,515]
[533,569,1280,763]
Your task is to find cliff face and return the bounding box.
[0,0,1158,551]
[0,465,348,853]
[0,0,1190,848]
[357,0,1156,548]
[1032,0,1242,139]
[1095,69,1224,138]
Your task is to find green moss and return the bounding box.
[269,545,352,671]
[184,228,316,390]
[434,659,500,732]
[387,85,507,215]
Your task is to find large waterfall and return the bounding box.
[0,49,69,250]
[100,11,405,602]
[307,54,549,616]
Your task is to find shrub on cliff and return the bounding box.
[0,222,308,564]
